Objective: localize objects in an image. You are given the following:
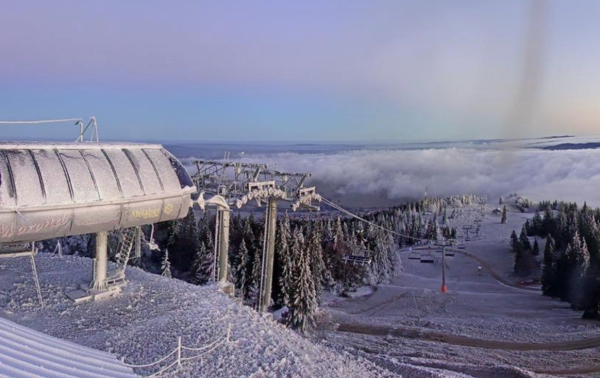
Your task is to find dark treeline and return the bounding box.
[513,201,600,319]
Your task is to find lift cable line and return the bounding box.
[0,118,83,124]
[321,197,456,293]
[320,197,434,244]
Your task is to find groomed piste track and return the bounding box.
[335,245,600,376]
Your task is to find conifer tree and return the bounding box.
[166,221,178,248]
[519,226,532,250]
[277,215,293,307]
[501,206,507,224]
[333,217,344,251]
[242,217,255,250]
[532,239,540,256]
[565,232,590,308]
[542,207,554,236]
[510,230,520,252]
[369,230,393,284]
[532,210,543,234]
[161,249,172,278]
[192,242,213,285]
[288,247,318,334]
[307,224,325,302]
[248,236,263,306]
[541,235,556,296]
[236,239,250,298]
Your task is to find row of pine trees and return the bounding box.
[513,202,600,319]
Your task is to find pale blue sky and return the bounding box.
[0,1,599,141]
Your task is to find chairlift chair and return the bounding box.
[408,252,420,260]
[420,255,435,264]
[342,254,372,266]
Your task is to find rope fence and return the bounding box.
[121,324,231,377]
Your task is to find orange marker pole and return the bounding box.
[441,245,447,293]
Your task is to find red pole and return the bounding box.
[441,245,447,293]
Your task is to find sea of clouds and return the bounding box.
[235,148,600,208]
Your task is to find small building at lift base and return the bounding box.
[0,142,196,244]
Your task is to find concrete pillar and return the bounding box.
[90,231,108,290]
[217,208,230,283]
[259,197,278,312]
[135,226,142,259]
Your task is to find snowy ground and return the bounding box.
[3,204,600,377]
[320,204,600,378]
[0,254,405,378]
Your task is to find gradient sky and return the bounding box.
[0,0,599,142]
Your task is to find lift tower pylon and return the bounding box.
[192,161,321,311]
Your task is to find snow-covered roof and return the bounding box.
[0,316,138,378]
[0,144,193,209]
[0,143,196,242]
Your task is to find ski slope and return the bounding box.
[0,317,138,378]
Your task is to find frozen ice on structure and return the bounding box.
[0,316,138,378]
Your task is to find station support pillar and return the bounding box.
[217,208,230,284]
[259,197,278,313]
[90,231,108,290]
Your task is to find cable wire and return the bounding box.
[0,118,82,124]
[320,197,431,243]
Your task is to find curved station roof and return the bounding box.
[0,142,196,243]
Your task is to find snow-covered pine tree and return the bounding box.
[333,217,343,251]
[501,206,507,224]
[192,242,214,285]
[277,215,293,307]
[236,239,250,298]
[519,226,532,250]
[307,223,325,302]
[161,249,172,278]
[541,234,556,296]
[384,231,400,275]
[241,216,254,249]
[532,211,543,233]
[248,232,264,306]
[166,220,179,248]
[566,232,590,309]
[288,246,317,334]
[510,230,520,252]
[514,241,535,277]
[567,231,590,276]
[371,230,391,284]
[60,234,94,257]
